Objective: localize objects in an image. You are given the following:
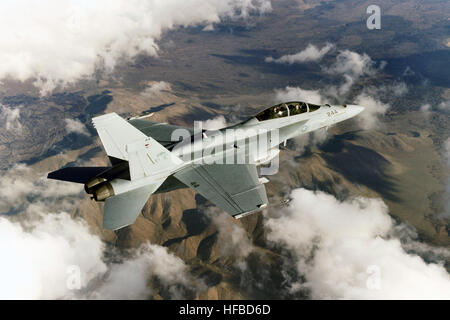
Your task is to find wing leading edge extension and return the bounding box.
[174,164,268,218]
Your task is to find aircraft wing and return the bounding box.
[174,164,268,218]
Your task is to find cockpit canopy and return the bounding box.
[255,101,321,121]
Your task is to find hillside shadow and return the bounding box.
[319,132,399,201]
[162,204,210,247]
[142,102,175,114]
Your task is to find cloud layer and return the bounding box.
[264,188,450,299]
[0,165,193,299]
[0,0,271,94]
[0,211,194,299]
[0,212,106,299]
[89,243,193,299]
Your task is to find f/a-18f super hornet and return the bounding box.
[48,101,364,230]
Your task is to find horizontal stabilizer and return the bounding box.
[103,180,164,230]
[47,167,110,184]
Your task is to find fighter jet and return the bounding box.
[48,101,364,230]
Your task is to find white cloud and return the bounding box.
[265,43,334,64]
[273,49,381,107]
[207,209,254,260]
[140,81,172,99]
[0,164,83,213]
[420,103,432,119]
[438,100,450,112]
[203,115,227,130]
[0,212,107,299]
[292,128,328,155]
[324,50,378,97]
[269,48,382,103]
[391,82,408,97]
[354,92,389,130]
[264,188,450,299]
[65,118,89,136]
[274,86,325,105]
[0,212,193,299]
[326,50,376,78]
[0,164,194,299]
[0,104,21,131]
[90,243,192,299]
[419,100,449,121]
[0,0,271,95]
[272,47,392,131]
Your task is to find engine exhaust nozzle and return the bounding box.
[84,177,106,194]
[91,182,115,201]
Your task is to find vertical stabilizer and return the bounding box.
[93,112,183,180]
[92,112,147,161]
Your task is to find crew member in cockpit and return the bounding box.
[273,106,280,118]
